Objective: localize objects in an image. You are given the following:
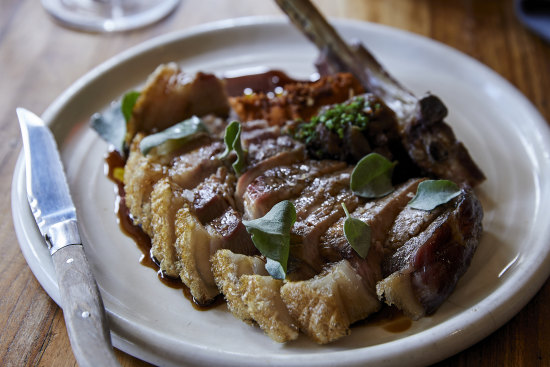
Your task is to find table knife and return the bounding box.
[16,108,119,367]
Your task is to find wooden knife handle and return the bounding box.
[52,245,119,367]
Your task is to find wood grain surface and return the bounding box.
[1,0,549,366]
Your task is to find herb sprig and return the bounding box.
[220,121,246,175]
[342,203,371,259]
[121,91,141,122]
[139,116,208,155]
[350,152,396,198]
[242,200,296,280]
[90,90,140,154]
[408,180,461,210]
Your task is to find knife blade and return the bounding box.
[16,108,119,367]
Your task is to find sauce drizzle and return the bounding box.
[105,150,223,311]
[366,306,413,333]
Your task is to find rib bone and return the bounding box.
[275,0,485,187]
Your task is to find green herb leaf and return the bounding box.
[350,152,396,198]
[408,179,461,210]
[220,121,246,175]
[242,200,296,280]
[121,91,141,122]
[90,100,127,154]
[90,91,140,155]
[139,116,208,155]
[341,203,371,259]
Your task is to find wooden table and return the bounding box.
[1,0,549,366]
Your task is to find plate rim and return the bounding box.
[11,16,550,367]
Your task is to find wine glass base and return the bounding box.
[41,0,181,32]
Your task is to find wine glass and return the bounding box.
[41,0,181,33]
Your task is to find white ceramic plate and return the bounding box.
[11,17,550,367]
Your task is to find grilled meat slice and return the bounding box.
[150,178,186,278]
[175,204,222,303]
[404,116,486,188]
[240,120,280,145]
[187,167,236,224]
[289,179,424,342]
[235,135,306,200]
[246,134,305,167]
[288,168,360,279]
[208,207,257,256]
[275,0,485,187]
[176,205,258,304]
[230,73,364,126]
[242,159,346,219]
[377,188,483,319]
[124,134,168,235]
[292,168,354,220]
[212,250,268,323]
[124,133,223,233]
[240,275,299,343]
[320,178,423,268]
[280,260,374,344]
[150,168,237,279]
[126,63,229,144]
[168,141,225,189]
[384,201,445,255]
[211,250,298,342]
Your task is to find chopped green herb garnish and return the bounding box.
[139,116,208,155]
[350,152,396,198]
[242,200,296,280]
[408,180,461,210]
[292,96,373,142]
[342,203,371,259]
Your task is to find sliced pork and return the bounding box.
[211,249,268,323]
[211,250,299,343]
[281,260,374,344]
[288,168,359,279]
[235,134,306,200]
[150,178,186,278]
[280,179,423,342]
[377,188,483,319]
[242,159,346,219]
[124,133,223,235]
[126,63,229,143]
[114,53,486,345]
[240,274,299,343]
[186,167,236,224]
[124,134,168,235]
